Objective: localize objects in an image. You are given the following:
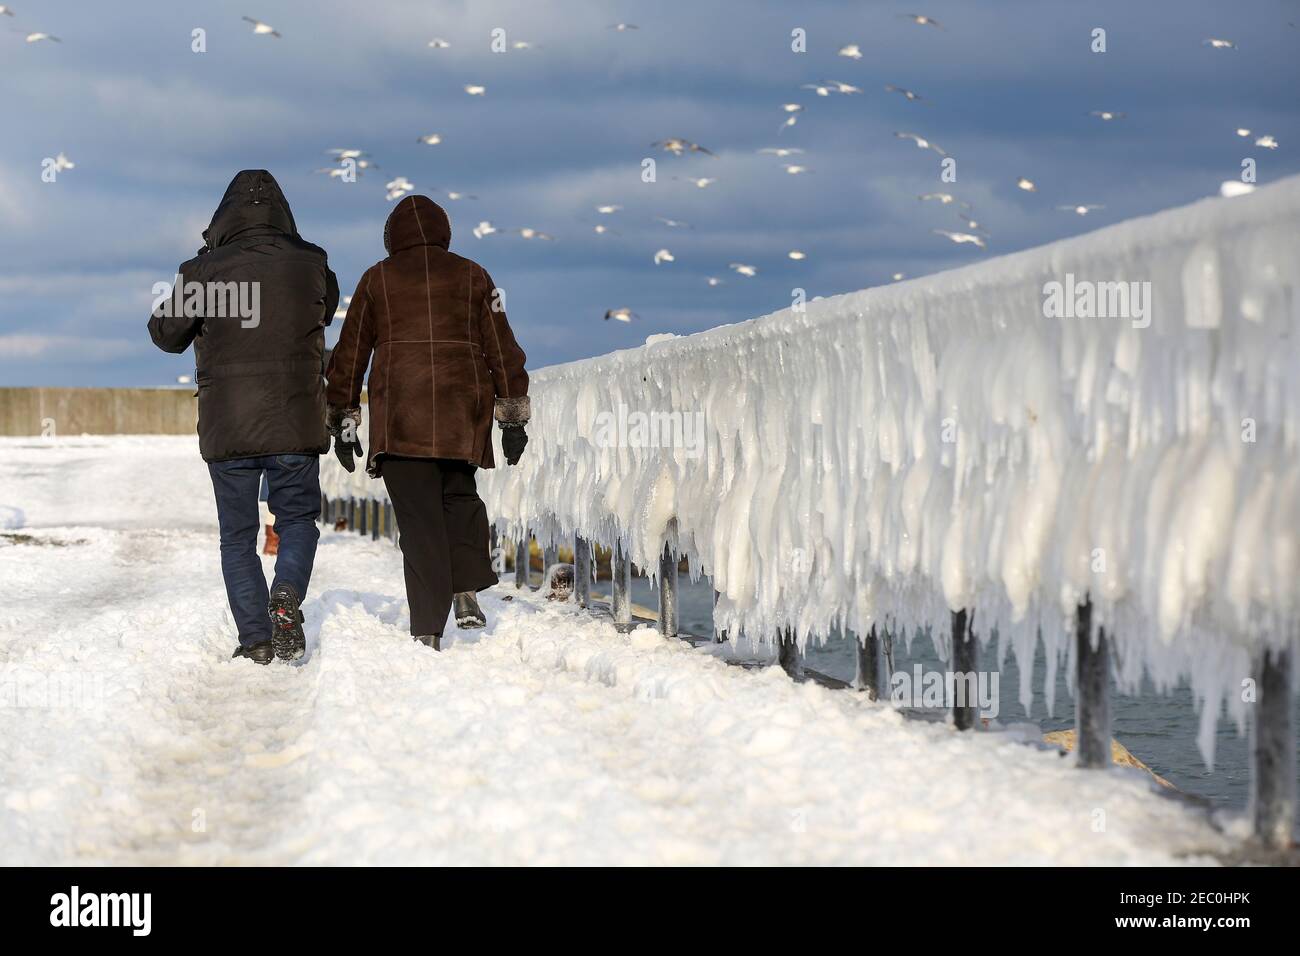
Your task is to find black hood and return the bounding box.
[204,170,299,249]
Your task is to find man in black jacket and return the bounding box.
[149,170,339,664]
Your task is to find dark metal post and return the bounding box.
[857,624,881,700]
[778,628,802,680]
[515,532,530,590]
[319,493,328,524]
[1252,645,1296,849]
[370,500,379,541]
[657,543,678,638]
[357,497,368,535]
[951,609,977,731]
[1075,598,1112,768]
[612,539,633,632]
[574,534,592,609]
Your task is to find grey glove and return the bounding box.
[327,405,363,473]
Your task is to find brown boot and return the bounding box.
[262,523,280,556]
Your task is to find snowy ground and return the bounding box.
[0,437,1238,865]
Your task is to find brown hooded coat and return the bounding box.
[326,196,529,474]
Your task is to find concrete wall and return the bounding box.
[0,388,197,437]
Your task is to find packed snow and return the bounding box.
[327,176,1300,770]
[0,437,1232,864]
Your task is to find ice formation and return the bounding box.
[323,176,1300,766]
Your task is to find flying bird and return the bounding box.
[428,38,451,49]
[917,192,965,206]
[654,216,692,228]
[1235,128,1251,137]
[933,229,986,248]
[385,177,415,201]
[241,16,280,38]
[1203,38,1236,49]
[1058,204,1104,216]
[788,250,807,260]
[604,308,637,322]
[900,14,942,29]
[595,204,622,214]
[608,23,639,31]
[894,131,946,155]
[327,148,367,160]
[516,227,553,240]
[759,147,804,157]
[782,164,812,175]
[1255,134,1279,149]
[417,134,442,145]
[653,248,675,265]
[838,44,863,59]
[705,276,724,287]
[652,138,714,157]
[0,6,15,16]
[804,80,862,96]
[1016,177,1037,192]
[1088,110,1125,121]
[315,167,353,178]
[472,221,497,238]
[729,263,758,277]
[884,84,926,102]
[436,189,477,200]
[891,272,906,282]
[25,32,60,42]
[677,176,717,188]
[593,223,617,235]
[51,152,74,172]
[779,104,803,132]
[464,84,487,96]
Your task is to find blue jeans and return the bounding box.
[208,454,321,647]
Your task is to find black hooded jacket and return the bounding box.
[149,170,339,461]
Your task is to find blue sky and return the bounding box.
[1,0,1297,386]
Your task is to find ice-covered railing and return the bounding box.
[323,177,1300,840]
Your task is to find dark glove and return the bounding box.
[327,405,364,473]
[500,423,528,466]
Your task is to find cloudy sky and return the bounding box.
[1,0,1297,386]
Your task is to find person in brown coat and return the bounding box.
[325,195,529,649]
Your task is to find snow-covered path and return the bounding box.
[0,438,1232,864]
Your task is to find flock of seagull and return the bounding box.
[9,6,1288,324]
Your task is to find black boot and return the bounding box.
[414,633,442,651]
[232,641,275,665]
[454,591,486,628]
[268,583,306,662]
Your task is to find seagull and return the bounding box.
[327,148,367,160]
[654,216,692,228]
[678,176,717,188]
[472,221,497,239]
[782,164,812,174]
[933,229,986,248]
[1016,177,1037,192]
[417,134,442,145]
[652,138,714,157]
[516,227,553,240]
[510,41,537,50]
[314,167,353,178]
[838,44,863,59]
[758,147,804,157]
[1088,110,1125,121]
[900,14,942,29]
[884,84,926,102]
[608,23,639,31]
[1203,38,1236,49]
[1235,127,1251,137]
[1255,134,1279,149]
[954,212,987,232]
[595,204,622,214]
[25,32,60,42]
[465,84,487,96]
[241,16,280,38]
[891,272,906,281]
[593,223,617,235]
[894,131,946,155]
[0,6,15,16]
[803,83,834,97]
[51,152,74,172]
[779,104,803,132]
[437,190,477,200]
[917,192,963,206]
[729,263,758,277]
[1058,204,1104,216]
[653,248,675,265]
[705,276,724,287]
[385,177,415,201]
[604,308,637,322]
[788,250,806,260]
[1220,181,1256,198]
[428,38,451,48]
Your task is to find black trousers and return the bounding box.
[382,457,498,636]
